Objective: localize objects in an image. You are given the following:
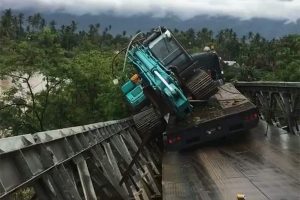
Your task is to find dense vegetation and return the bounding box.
[0,9,299,136]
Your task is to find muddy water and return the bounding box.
[0,74,45,95]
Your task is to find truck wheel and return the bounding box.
[185,69,218,100]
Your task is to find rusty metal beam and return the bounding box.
[235,81,300,135]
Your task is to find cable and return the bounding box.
[111,37,146,78]
[123,32,143,73]
[111,47,127,78]
[189,99,208,103]
[217,98,246,101]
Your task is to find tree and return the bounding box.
[0,10,299,136]
[16,13,25,39]
[49,20,56,32]
[215,29,240,60]
[38,50,129,128]
[60,21,79,50]
[196,28,214,49]
[0,28,69,134]
[65,50,129,122]
[0,9,17,39]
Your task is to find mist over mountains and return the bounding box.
[38,12,300,39]
[2,0,300,38]
[7,10,300,39]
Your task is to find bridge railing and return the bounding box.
[1,81,298,199]
[235,81,300,135]
[0,117,162,200]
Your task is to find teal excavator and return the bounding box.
[116,27,258,150]
[121,40,192,119]
[120,27,218,119]
[117,27,258,185]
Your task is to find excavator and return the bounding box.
[118,27,259,150]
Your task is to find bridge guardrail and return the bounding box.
[1,81,298,199]
[235,81,300,135]
[0,117,162,200]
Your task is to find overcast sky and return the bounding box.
[0,0,299,22]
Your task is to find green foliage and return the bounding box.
[55,50,129,126]
[0,29,70,134]
[10,188,34,200]
[269,61,300,82]
[0,10,299,136]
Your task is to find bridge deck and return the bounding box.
[162,121,300,200]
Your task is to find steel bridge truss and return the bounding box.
[0,118,162,200]
[235,81,300,135]
[0,81,299,200]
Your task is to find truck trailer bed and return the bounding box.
[176,83,256,127]
[162,121,300,200]
[165,83,258,150]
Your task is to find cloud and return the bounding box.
[0,0,299,22]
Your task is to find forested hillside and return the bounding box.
[21,12,300,39]
[0,9,299,137]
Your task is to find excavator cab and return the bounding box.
[146,28,194,74]
[145,27,223,83]
[145,27,219,100]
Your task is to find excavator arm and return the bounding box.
[122,44,192,118]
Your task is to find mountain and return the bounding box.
[15,10,300,39]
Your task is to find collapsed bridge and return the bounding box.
[0,81,299,200]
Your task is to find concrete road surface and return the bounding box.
[163,121,300,200]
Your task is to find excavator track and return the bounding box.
[185,69,218,100]
[133,107,166,135]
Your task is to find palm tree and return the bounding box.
[1,9,15,37]
[71,20,77,32]
[17,13,24,38]
[49,20,56,32]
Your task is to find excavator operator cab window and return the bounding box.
[148,30,193,74]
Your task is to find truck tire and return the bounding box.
[185,69,218,100]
